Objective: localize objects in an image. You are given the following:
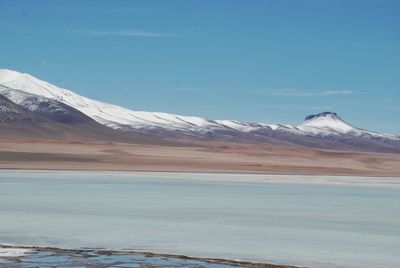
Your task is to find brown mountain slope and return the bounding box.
[0,94,180,146]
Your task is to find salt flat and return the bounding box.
[0,171,399,268]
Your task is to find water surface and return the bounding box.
[0,171,399,268]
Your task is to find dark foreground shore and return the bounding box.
[0,245,301,268]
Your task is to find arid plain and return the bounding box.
[1,138,399,177]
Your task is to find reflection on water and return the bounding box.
[0,171,399,268]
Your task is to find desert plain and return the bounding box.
[1,138,399,177]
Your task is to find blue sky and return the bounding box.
[0,0,399,133]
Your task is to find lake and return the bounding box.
[0,171,399,268]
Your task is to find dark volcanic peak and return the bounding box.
[304,112,339,121]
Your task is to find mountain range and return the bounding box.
[0,68,399,153]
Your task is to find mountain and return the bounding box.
[0,68,399,152]
[0,87,172,145]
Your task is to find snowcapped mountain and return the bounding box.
[297,111,398,140]
[300,112,355,133]
[0,69,399,152]
[0,69,216,133]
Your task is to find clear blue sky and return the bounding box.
[1,0,399,133]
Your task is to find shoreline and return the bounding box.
[0,244,301,268]
[0,167,400,178]
[1,168,399,188]
[1,166,399,178]
[2,164,400,178]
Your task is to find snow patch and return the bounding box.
[0,248,32,257]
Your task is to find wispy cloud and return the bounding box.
[0,19,26,31]
[354,42,400,49]
[337,101,400,111]
[337,101,375,106]
[303,106,333,111]
[168,87,204,92]
[167,87,204,92]
[255,88,353,97]
[71,29,177,38]
[40,60,62,68]
[258,105,333,111]
[384,42,400,48]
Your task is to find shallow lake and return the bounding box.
[0,171,399,268]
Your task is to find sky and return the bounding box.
[0,0,399,133]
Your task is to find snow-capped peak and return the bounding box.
[0,69,81,102]
[0,69,22,84]
[298,111,356,134]
[0,69,216,131]
[0,69,398,144]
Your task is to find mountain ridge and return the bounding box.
[0,68,399,153]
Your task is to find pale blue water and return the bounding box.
[0,171,399,268]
